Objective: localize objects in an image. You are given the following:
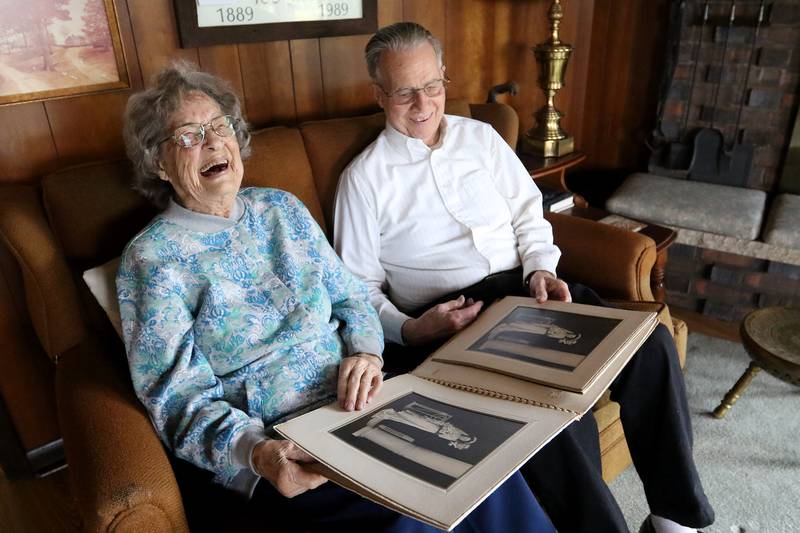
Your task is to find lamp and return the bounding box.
[521,0,574,157]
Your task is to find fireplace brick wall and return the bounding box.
[665,243,800,322]
[659,0,799,192]
[648,1,800,325]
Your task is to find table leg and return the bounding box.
[713,362,761,419]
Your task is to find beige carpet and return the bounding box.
[609,333,800,532]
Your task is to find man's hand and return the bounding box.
[401,295,483,346]
[337,353,383,411]
[528,270,572,303]
[251,439,327,498]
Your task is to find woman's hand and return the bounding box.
[251,439,327,498]
[338,353,383,411]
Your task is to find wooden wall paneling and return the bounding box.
[378,0,403,27]
[290,40,326,122]
[566,0,596,149]
[238,42,297,127]
[403,0,446,42]
[0,104,59,183]
[490,0,531,112]
[490,0,513,93]
[618,1,669,170]
[445,0,495,103]
[583,0,667,171]
[45,92,131,166]
[319,35,376,118]
[127,0,199,83]
[601,0,638,168]
[197,46,246,108]
[558,0,594,149]
[501,1,551,136]
[114,0,144,91]
[298,0,404,124]
[581,0,614,169]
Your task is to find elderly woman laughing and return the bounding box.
[116,62,555,532]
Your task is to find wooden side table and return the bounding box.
[518,151,587,206]
[713,307,800,419]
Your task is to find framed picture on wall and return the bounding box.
[173,0,377,48]
[0,0,130,106]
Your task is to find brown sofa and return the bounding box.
[0,100,686,531]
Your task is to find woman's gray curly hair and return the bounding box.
[123,61,251,209]
[365,22,444,82]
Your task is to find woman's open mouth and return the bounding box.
[200,159,229,177]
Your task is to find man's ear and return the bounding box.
[372,83,385,110]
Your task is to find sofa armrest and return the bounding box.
[546,212,657,301]
[56,340,189,533]
[0,185,85,359]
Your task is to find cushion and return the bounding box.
[299,113,386,235]
[42,161,155,267]
[762,194,800,250]
[606,173,767,240]
[82,257,122,338]
[243,126,326,231]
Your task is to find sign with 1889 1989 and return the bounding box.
[198,0,361,27]
[174,0,377,47]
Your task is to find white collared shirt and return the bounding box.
[334,115,560,344]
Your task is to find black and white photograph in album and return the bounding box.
[331,392,526,490]
[469,306,622,369]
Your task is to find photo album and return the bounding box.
[275,297,658,530]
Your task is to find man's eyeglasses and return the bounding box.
[378,78,450,105]
[159,115,236,149]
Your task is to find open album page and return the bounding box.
[429,297,657,394]
[412,317,651,416]
[275,374,574,531]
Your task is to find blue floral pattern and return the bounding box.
[117,188,383,488]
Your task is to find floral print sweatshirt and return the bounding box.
[117,187,383,495]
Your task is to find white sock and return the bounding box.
[650,514,697,533]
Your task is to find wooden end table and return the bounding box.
[712,307,800,419]
[517,151,587,206]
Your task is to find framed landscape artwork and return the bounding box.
[0,0,129,105]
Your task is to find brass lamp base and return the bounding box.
[524,0,575,159]
[521,134,574,158]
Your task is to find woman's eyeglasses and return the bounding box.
[159,115,236,149]
[377,78,450,105]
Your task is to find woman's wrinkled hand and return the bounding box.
[251,439,327,498]
[337,353,383,411]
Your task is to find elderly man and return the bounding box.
[334,22,714,533]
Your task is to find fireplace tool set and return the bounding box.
[649,0,766,187]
